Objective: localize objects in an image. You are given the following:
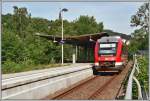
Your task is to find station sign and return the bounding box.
[60,40,65,44]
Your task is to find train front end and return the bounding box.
[93,36,125,74]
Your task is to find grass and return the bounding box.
[2,61,71,74]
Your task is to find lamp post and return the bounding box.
[60,8,68,64]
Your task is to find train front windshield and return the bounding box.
[98,43,117,55]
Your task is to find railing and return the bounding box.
[124,54,148,100]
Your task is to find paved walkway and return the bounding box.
[2,63,91,80]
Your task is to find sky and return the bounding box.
[2,2,145,35]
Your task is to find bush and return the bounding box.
[2,60,20,73]
[132,55,149,99]
[137,56,149,90]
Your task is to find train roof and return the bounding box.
[97,36,122,43]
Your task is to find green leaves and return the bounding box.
[13,6,31,38]
[129,3,149,54]
[73,15,103,35]
[2,6,104,74]
[132,56,148,99]
[130,3,149,32]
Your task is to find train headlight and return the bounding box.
[95,62,99,66]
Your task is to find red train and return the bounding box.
[92,36,128,74]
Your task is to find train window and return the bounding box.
[100,43,116,48]
[99,49,116,54]
[98,43,117,55]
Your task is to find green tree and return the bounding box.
[2,14,14,32]
[48,19,62,35]
[131,3,149,33]
[73,15,103,35]
[2,6,106,73]
[30,17,51,34]
[13,6,31,38]
[129,3,149,51]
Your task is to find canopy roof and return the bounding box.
[35,32,130,47]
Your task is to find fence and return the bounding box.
[124,54,148,100]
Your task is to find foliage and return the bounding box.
[128,3,149,54]
[131,28,148,50]
[128,3,149,99]
[73,15,103,35]
[131,3,149,33]
[30,17,51,34]
[13,6,31,38]
[2,6,104,74]
[2,60,69,74]
[137,56,149,90]
[132,56,149,99]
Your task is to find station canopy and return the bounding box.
[35,32,131,47]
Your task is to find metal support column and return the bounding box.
[76,45,78,61]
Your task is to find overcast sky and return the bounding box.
[2,2,145,35]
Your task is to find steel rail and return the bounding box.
[88,75,117,99]
[52,76,98,99]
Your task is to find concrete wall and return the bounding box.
[2,64,93,99]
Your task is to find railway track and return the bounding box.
[88,75,117,99]
[49,75,115,100]
[44,61,133,100]
[51,76,99,99]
